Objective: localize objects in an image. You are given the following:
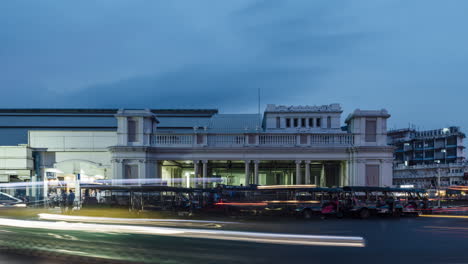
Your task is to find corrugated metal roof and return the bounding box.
[208,114,261,133]
[0,116,116,127]
[0,108,218,115]
[157,117,211,128]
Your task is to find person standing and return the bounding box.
[67,190,75,213]
[60,190,67,213]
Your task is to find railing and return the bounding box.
[259,135,296,145]
[207,134,245,146]
[394,162,468,170]
[151,133,354,148]
[151,134,193,147]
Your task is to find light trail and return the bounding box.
[420,215,468,219]
[424,226,468,231]
[257,185,317,190]
[38,213,237,225]
[214,202,268,206]
[0,218,365,247]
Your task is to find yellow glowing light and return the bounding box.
[265,200,321,204]
[448,186,468,191]
[420,215,468,219]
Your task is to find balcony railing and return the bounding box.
[152,135,193,147]
[151,133,354,148]
[207,134,245,146]
[259,135,296,145]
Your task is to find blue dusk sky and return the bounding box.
[1,0,467,131]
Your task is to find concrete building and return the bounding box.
[388,127,468,188]
[0,105,394,199]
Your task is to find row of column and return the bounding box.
[115,159,337,187]
[191,160,317,186]
[191,160,209,188]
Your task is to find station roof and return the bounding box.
[208,114,261,133]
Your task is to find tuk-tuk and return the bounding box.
[293,188,343,219]
[391,188,429,216]
[342,186,403,219]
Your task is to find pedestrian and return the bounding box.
[67,190,75,213]
[60,190,67,213]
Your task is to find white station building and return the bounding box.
[0,104,394,199]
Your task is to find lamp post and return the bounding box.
[437,168,441,208]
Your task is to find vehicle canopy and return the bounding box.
[343,186,426,193]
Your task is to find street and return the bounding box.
[0,214,467,264]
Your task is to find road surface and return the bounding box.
[0,214,467,264]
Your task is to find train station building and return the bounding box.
[0,104,394,198]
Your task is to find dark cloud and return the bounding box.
[61,64,327,112]
[1,0,468,132]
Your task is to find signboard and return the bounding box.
[46,172,56,179]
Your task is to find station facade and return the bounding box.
[0,104,394,198]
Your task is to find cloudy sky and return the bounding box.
[1,0,467,130]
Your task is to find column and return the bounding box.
[190,160,199,188]
[244,160,251,186]
[295,160,302,185]
[253,160,260,185]
[320,163,326,187]
[155,161,163,185]
[112,159,124,185]
[43,170,48,208]
[202,160,208,188]
[340,161,348,187]
[304,160,311,184]
[138,159,146,185]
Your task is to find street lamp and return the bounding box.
[437,168,441,208]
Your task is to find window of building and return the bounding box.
[293,118,298,127]
[365,119,377,142]
[286,118,291,128]
[365,164,380,186]
[309,118,314,127]
[197,134,204,144]
[276,117,281,128]
[327,116,331,128]
[248,135,256,144]
[316,118,321,128]
[128,118,138,142]
[301,118,306,127]
[125,164,138,180]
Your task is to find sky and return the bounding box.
[1,0,468,131]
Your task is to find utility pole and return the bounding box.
[437,168,441,208]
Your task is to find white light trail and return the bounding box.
[0,218,365,247]
[38,213,237,225]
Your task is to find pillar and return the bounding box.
[138,160,147,185]
[253,160,260,185]
[304,160,311,184]
[155,161,163,185]
[112,159,124,185]
[320,163,326,187]
[244,160,251,186]
[295,160,302,185]
[43,170,48,207]
[202,160,208,188]
[190,160,199,188]
[340,161,348,187]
